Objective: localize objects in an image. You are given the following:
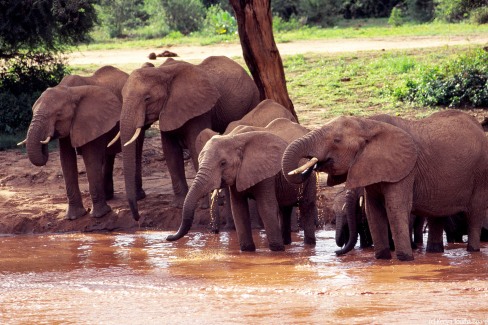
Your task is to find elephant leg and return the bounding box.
[466,207,483,252]
[82,140,112,218]
[384,185,414,261]
[103,153,115,200]
[229,187,255,251]
[221,187,235,230]
[135,130,146,200]
[253,180,284,251]
[59,137,87,220]
[280,206,293,245]
[426,217,445,253]
[161,132,188,208]
[412,214,425,247]
[298,177,317,246]
[364,188,392,260]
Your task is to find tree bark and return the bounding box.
[229,0,298,122]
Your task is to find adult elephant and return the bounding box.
[120,56,260,221]
[282,110,488,261]
[23,85,121,219]
[167,118,318,251]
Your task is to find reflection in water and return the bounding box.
[0,230,487,324]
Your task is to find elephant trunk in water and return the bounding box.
[167,164,216,241]
[26,118,50,166]
[282,130,321,184]
[335,189,360,255]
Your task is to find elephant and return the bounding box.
[282,110,488,261]
[444,213,488,243]
[20,66,145,220]
[23,85,121,219]
[194,99,299,231]
[167,118,318,251]
[119,56,260,221]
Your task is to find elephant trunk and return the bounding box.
[335,189,359,255]
[120,107,142,221]
[167,164,215,241]
[282,130,321,184]
[26,119,49,166]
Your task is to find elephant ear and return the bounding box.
[158,62,221,132]
[346,119,418,189]
[70,85,121,148]
[236,131,288,192]
[196,128,218,158]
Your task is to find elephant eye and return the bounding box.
[333,138,341,144]
[220,160,227,168]
[144,95,151,102]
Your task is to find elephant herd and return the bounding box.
[19,56,488,261]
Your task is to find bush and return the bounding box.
[162,0,206,35]
[0,53,69,135]
[297,0,342,27]
[273,15,305,32]
[203,4,237,35]
[471,6,488,24]
[394,48,488,108]
[388,7,405,26]
[435,0,486,23]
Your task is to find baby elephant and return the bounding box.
[167,118,318,251]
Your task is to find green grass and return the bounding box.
[74,19,488,51]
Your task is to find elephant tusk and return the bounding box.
[287,157,319,176]
[107,132,120,147]
[211,189,219,201]
[359,195,364,208]
[40,136,51,144]
[124,128,141,147]
[342,202,346,211]
[17,139,27,146]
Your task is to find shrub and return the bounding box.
[435,0,486,23]
[162,0,206,35]
[471,6,488,24]
[203,4,237,35]
[388,7,405,26]
[394,48,488,108]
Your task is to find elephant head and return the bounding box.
[119,60,221,220]
[167,130,288,241]
[282,116,418,189]
[25,85,121,166]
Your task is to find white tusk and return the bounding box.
[342,202,346,212]
[40,136,51,144]
[123,128,141,147]
[211,189,219,201]
[287,157,319,176]
[359,195,364,208]
[107,132,120,147]
[17,139,27,146]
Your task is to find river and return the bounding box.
[0,230,487,324]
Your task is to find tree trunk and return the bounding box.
[229,0,298,122]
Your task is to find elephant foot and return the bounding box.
[304,236,316,246]
[269,243,285,251]
[375,247,392,260]
[65,206,88,220]
[91,204,112,218]
[170,195,185,209]
[426,242,444,253]
[396,252,414,261]
[136,188,146,201]
[467,244,480,252]
[283,235,292,245]
[240,243,256,252]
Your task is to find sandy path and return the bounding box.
[68,35,488,66]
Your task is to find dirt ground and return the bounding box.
[1,35,487,235]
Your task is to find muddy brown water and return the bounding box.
[0,229,487,324]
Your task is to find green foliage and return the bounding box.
[297,0,342,27]
[203,4,237,35]
[342,0,401,19]
[388,6,405,26]
[98,0,149,38]
[0,0,98,54]
[434,0,487,23]
[0,53,69,136]
[162,0,206,35]
[470,6,488,24]
[393,49,488,108]
[405,0,434,22]
[273,16,305,32]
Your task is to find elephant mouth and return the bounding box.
[315,157,335,173]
